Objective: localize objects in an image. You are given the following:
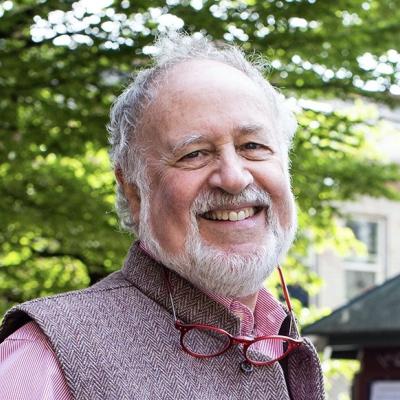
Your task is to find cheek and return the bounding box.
[256,166,294,224]
[274,185,295,228]
[150,172,199,221]
[147,172,204,254]
[257,165,289,198]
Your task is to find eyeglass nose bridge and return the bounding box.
[230,335,255,345]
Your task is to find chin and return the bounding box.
[227,240,265,252]
[205,243,263,260]
[201,232,269,251]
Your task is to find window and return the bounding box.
[345,220,378,263]
[343,216,386,300]
[345,270,376,300]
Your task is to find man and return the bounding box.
[0,33,325,399]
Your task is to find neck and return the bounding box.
[236,291,259,313]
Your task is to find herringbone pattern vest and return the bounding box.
[0,243,325,400]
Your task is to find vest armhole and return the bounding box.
[0,309,32,343]
[278,314,294,400]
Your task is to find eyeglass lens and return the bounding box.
[182,327,230,356]
[246,337,291,363]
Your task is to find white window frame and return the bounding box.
[343,214,386,296]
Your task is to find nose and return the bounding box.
[208,150,253,194]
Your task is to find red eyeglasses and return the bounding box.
[165,266,303,367]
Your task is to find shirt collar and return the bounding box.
[205,288,287,338]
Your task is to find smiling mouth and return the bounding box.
[201,206,264,222]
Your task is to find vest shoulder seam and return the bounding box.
[18,282,135,308]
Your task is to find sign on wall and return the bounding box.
[370,380,400,400]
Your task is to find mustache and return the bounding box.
[191,185,272,215]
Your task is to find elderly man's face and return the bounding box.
[125,60,296,295]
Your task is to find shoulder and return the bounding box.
[0,321,72,399]
[14,270,136,315]
[0,269,146,343]
[22,270,133,307]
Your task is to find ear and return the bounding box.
[115,168,141,226]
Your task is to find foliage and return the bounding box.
[1,0,399,316]
[322,359,361,400]
[1,1,399,395]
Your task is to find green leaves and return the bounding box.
[0,0,399,319]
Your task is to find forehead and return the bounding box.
[140,60,279,148]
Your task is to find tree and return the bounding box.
[1,0,399,317]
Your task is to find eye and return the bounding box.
[243,142,262,150]
[239,142,273,160]
[176,149,211,169]
[181,150,202,160]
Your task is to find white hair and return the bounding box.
[107,32,297,234]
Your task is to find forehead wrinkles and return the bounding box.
[132,65,178,144]
[147,59,271,116]
[142,89,275,144]
[137,60,284,159]
[137,88,184,152]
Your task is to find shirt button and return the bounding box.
[240,360,254,374]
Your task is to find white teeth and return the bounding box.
[237,211,246,221]
[204,207,257,221]
[229,211,238,221]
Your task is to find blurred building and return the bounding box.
[304,273,400,400]
[304,103,400,399]
[310,104,400,310]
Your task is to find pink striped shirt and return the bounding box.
[0,321,71,399]
[0,287,285,399]
[207,288,287,358]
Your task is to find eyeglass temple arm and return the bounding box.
[277,265,301,337]
[163,268,178,322]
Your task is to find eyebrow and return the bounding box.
[237,123,266,135]
[169,133,207,156]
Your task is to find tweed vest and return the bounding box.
[0,243,325,400]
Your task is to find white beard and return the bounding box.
[138,185,297,298]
